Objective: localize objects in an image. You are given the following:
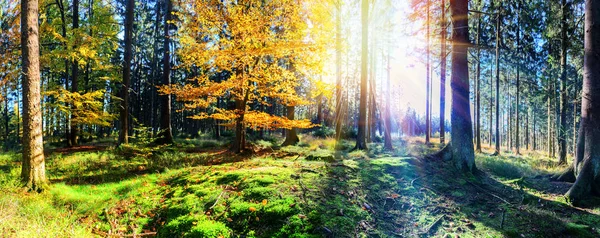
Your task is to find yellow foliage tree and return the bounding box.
[161,0,331,152]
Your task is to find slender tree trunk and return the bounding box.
[334,4,343,142]
[119,0,134,145]
[21,0,48,191]
[69,0,80,146]
[489,55,493,148]
[565,0,600,203]
[493,2,501,155]
[475,13,482,152]
[425,0,431,144]
[558,0,569,164]
[515,3,521,154]
[548,82,553,157]
[384,47,393,151]
[156,0,174,144]
[355,0,368,150]
[449,0,475,173]
[440,0,447,145]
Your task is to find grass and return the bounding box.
[1,136,600,237]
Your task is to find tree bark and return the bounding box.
[565,0,600,204]
[558,0,569,164]
[493,1,501,155]
[69,0,79,146]
[384,46,393,151]
[425,0,431,144]
[21,0,48,191]
[334,3,343,142]
[440,0,447,145]
[119,0,134,145]
[355,0,368,150]
[449,0,475,173]
[475,12,482,152]
[282,106,299,146]
[156,0,174,145]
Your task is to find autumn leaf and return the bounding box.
[249,207,257,212]
[262,199,268,206]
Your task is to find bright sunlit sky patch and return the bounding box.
[391,0,452,120]
[320,0,453,119]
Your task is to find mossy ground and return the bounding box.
[1,136,600,237]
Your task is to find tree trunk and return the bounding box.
[355,0,368,150]
[282,106,299,146]
[119,0,134,145]
[384,47,393,151]
[425,0,431,144]
[449,0,475,173]
[565,0,600,204]
[21,0,48,191]
[334,4,343,142]
[69,0,79,146]
[548,82,553,157]
[558,0,569,164]
[475,12,482,152]
[493,2,501,155]
[440,0,447,145]
[515,3,521,154]
[156,0,174,145]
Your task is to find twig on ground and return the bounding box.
[209,191,225,210]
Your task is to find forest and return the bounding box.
[1,0,600,237]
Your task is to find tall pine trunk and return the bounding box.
[384,47,393,151]
[475,12,482,152]
[565,0,600,203]
[70,0,79,146]
[425,0,431,144]
[334,4,343,143]
[493,1,501,155]
[439,0,447,145]
[355,0,368,150]
[449,0,475,173]
[21,0,48,191]
[119,0,134,145]
[558,0,569,164]
[157,0,174,144]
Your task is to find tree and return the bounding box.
[383,37,393,151]
[564,0,600,204]
[70,0,80,146]
[355,0,368,150]
[439,0,447,145]
[558,0,569,164]
[492,0,502,156]
[156,0,174,145]
[425,0,431,144]
[119,0,134,145]
[162,0,319,153]
[449,0,475,172]
[21,0,48,191]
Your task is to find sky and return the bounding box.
[321,0,453,120]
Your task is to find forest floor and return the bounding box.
[1,135,600,237]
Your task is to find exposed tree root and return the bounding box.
[551,164,575,183]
